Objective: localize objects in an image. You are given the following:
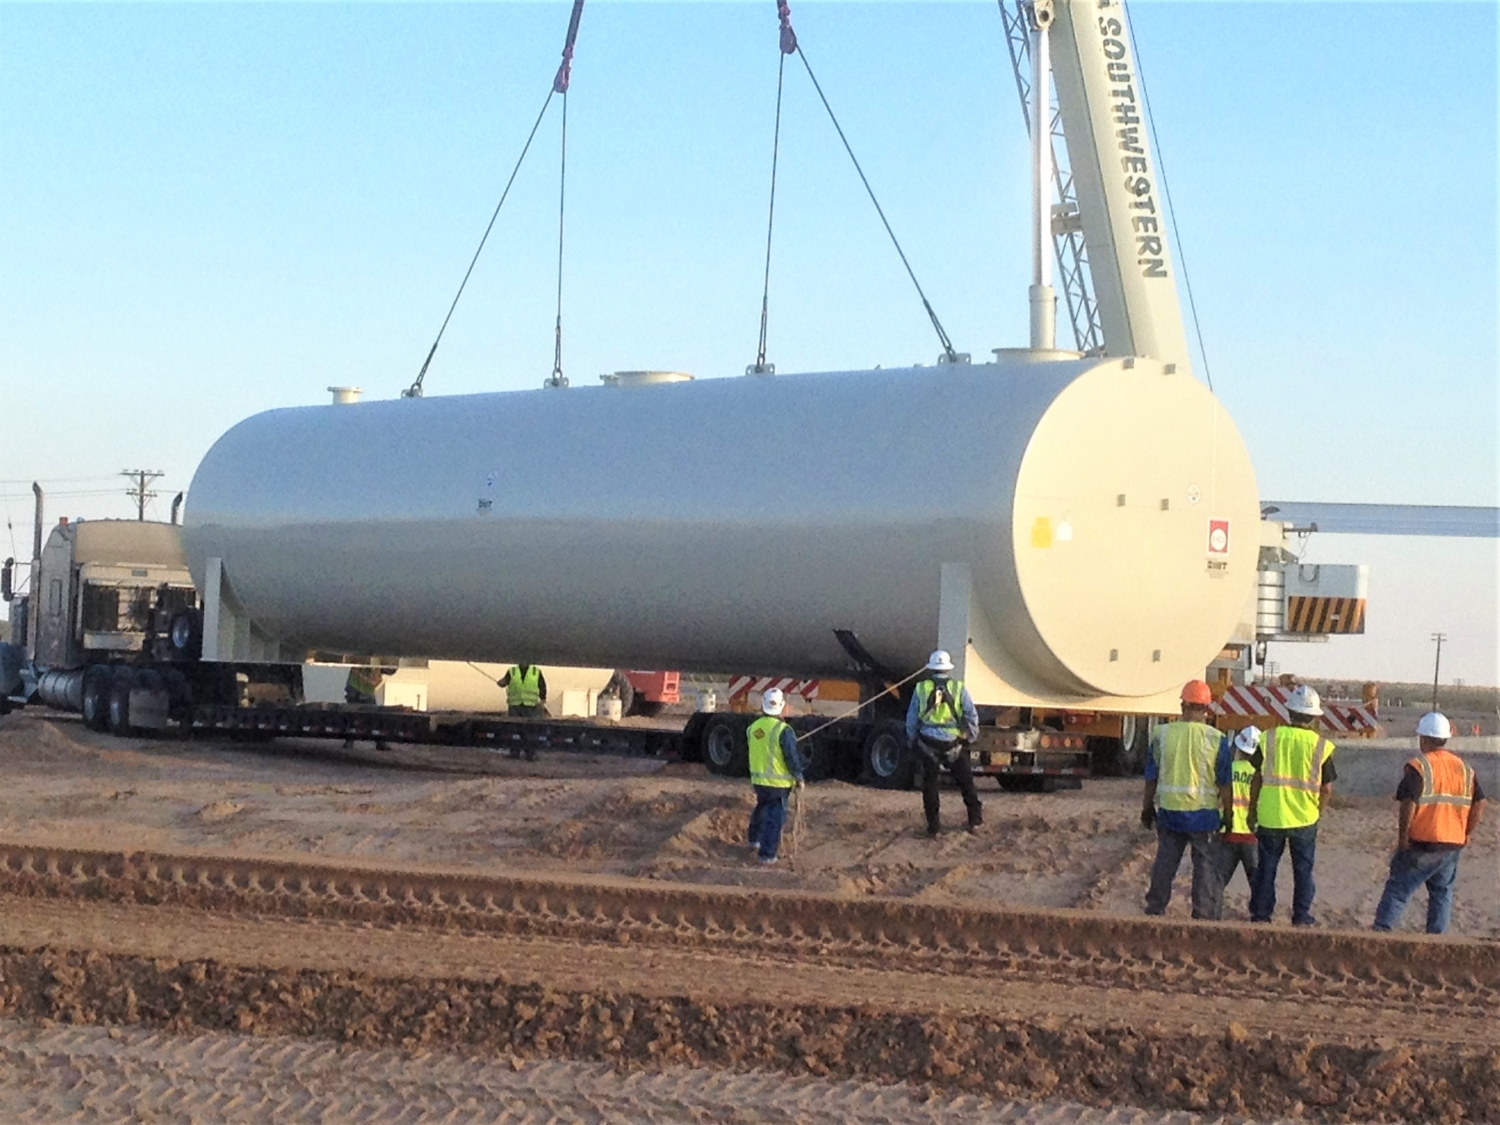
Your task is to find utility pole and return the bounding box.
[1430,632,1447,710]
[121,469,164,521]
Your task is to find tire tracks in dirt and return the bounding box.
[0,1019,1250,1125]
[1,841,1492,1013]
[0,945,1493,1123]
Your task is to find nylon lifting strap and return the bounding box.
[755,0,959,369]
[792,42,959,363]
[752,1,798,375]
[404,0,586,400]
[549,0,585,389]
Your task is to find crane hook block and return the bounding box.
[554,0,586,93]
[776,0,798,55]
[1028,0,1055,31]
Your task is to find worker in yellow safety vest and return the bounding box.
[1247,685,1337,926]
[1218,726,1261,907]
[1372,712,1487,934]
[746,688,805,866]
[344,664,385,705]
[1141,680,1229,920]
[906,650,983,838]
[342,664,393,752]
[498,663,548,761]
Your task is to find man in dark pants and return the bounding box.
[746,687,805,865]
[1140,680,1229,920]
[905,650,983,837]
[1248,685,1337,926]
[498,663,548,761]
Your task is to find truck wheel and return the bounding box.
[82,665,113,732]
[1114,714,1152,775]
[107,668,137,737]
[701,714,748,777]
[159,666,194,723]
[610,671,636,716]
[169,609,203,661]
[798,733,855,783]
[860,720,913,789]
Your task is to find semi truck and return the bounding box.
[0,506,1091,785]
[0,1,1367,785]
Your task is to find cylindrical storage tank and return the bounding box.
[183,359,1259,705]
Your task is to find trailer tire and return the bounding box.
[1119,714,1153,775]
[169,609,203,661]
[82,665,113,732]
[701,714,748,778]
[610,671,636,716]
[860,720,913,789]
[107,668,137,737]
[159,666,194,723]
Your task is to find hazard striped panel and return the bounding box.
[1212,684,1379,736]
[726,676,820,702]
[1284,596,1366,635]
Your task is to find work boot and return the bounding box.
[758,855,779,866]
[966,821,981,835]
[926,825,942,839]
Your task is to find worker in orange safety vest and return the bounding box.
[1372,712,1487,934]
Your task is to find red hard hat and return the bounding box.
[1180,680,1213,706]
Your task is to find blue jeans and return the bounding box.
[748,786,789,860]
[1249,824,1318,924]
[1144,827,1223,920]
[1373,849,1461,934]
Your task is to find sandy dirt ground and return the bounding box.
[0,712,1494,937]
[0,709,1495,1123]
[0,1018,1256,1125]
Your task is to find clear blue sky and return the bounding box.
[2,2,1496,684]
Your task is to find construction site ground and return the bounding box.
[0,708,1495,1123]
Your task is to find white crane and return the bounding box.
[1003,0,1194,374]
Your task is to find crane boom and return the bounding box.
[1045,0,1194,376]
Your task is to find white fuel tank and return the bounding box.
[182,357,1259,711]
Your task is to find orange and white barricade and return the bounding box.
[1213,684,1380,737]
[726,676,820,711]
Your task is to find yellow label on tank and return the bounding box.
[1031,517,1053,548]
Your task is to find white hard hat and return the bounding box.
[1234,726,1261,753]
[1416,712,1452,740]
[761,687,786,716]
[1285,685,1323,717]
[926,649,955,672]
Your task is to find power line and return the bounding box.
[0,488,124,501]
[0,475,121,485]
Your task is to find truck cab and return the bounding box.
[25,519,198,670]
